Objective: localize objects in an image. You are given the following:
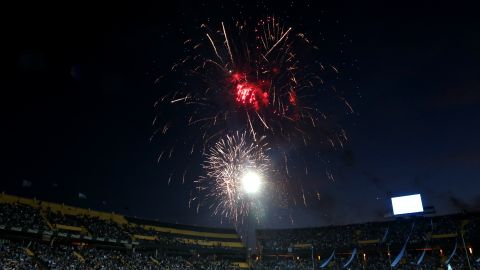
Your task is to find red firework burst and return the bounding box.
[230,72,269,110]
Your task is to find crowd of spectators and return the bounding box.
[81,247,161,269]
[46,210,131,240]
[432,215,460,235]
[127,224,238,252]
[258,214,479,253]
[31,241,80,269]
[1,237,479,269]
[255,214,479,269]
[0,202,132,241]
[0,202,49,231]
[0,203,240,252]
[253,257,310,270]
[0,239,242,270]
[464,216,480,240]
[1,201,479,269]
[126,224,186,247]
[253,251,480,270]
[356,222,388,242]
[0,240,39,270]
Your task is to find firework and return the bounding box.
[157,16,348,142]
[197,131,270,223]
[154,16,351,221]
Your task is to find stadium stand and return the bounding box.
[1,192,479,269]
[0,193,247,270]
[256,213,479,269]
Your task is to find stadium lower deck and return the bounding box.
[1,193,479,269]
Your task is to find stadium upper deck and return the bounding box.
[0,193,245,254]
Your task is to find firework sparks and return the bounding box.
[157,17,348,143]
[197,131,270,222]
[154,16,352,222]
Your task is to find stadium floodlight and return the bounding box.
[391,194,424,215]
[240,170,262,194]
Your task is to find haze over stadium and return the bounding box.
[2,0,480,269]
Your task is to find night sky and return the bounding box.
[3,1,480,230]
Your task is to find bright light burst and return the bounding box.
[198,132,270,222]
[240,170,262,194]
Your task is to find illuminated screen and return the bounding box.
[391,194,424,215]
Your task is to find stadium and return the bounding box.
[1,193,479,269]
[4,1,480,270]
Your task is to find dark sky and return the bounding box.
[3,1,480,229]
